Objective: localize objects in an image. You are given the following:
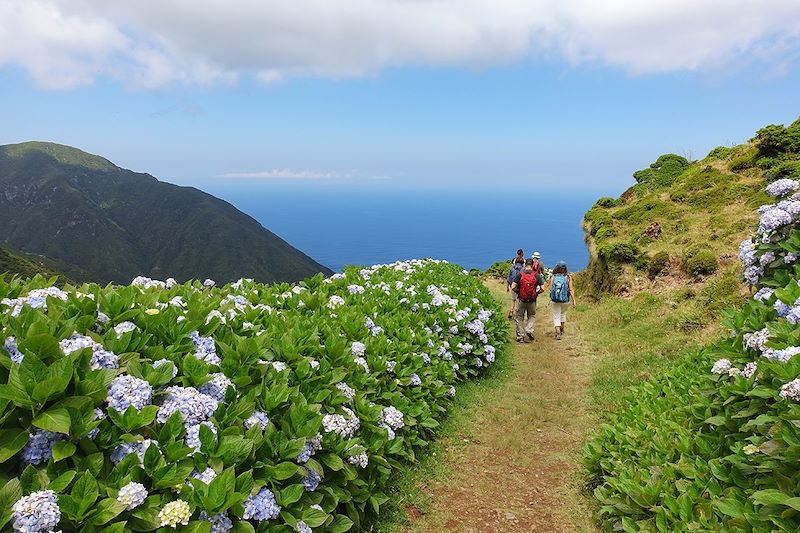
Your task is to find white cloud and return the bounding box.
[1,0,799,89]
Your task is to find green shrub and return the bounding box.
[707,146,732,159]
[669,188,687,202]
[697,271,743,313]
[728,150,756,172]
[484,260,511,279]
[647,251,670,278]
[594,226,616,241]
[598,242,641,264]
[681,247,719,276]
[765,159,800,180]
[585,209,614,236]
[595,197,619,208]
[755,122,800,157]
[673,286,697,301]
[0,261,507,532]
[632,154,690,189]
[612,198,675,224]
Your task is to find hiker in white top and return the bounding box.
[545,261,576,340]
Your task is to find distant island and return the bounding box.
[0,142,332,283]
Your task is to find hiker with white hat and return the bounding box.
[531,251,542,274]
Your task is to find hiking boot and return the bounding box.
[555,332,562,341]
[527,333,534,341]
[516,337,525,343]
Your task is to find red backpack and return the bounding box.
[518,271,538,302]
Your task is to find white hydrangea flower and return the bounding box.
[158,500,192,528]
[117,482,148,510]
[711,359,732,375]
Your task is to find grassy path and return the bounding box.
[397,279,598,532]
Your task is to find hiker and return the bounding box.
[510,258,545,342]
[546,261,576,340]
[531,251,543,273]
[506,249,525,319]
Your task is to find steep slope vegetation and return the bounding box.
[0,142,332,284]
[582,148,771,296]
[0,246,64,281]
[584,119,800,530]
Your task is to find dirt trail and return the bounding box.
[406,279,597,532]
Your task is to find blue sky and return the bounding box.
[1,1,799,195]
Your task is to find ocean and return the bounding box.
[205,184,598,273]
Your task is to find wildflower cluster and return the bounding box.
[0,259,505,531]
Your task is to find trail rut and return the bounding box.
[406,279,598,532]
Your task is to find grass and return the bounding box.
[0,246,66,283]
[573,287,730,415]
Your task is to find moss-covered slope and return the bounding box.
[582,117,800,297]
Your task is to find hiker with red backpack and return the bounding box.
[510,258,545,342]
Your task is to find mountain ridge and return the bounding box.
[0,141,332,284]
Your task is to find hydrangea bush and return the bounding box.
[0,259,505,532]
[586,178,800,530]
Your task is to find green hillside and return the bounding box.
[583,118,800,530]
[0,142,332,284]
[0,246,64,281]
[582,145,775,296]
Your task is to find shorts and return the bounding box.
[551,301,569,326]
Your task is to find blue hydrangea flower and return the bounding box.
[296,520,313,533]
[113,321,138,338]
[90,349,119,370]
[107,375,153,412]
[199,511,233,533]
[185,422,217,452]
[189,331,221,365]
[242,488,281,521]
[297,434,323,462]
[21,430,63,465]
[192,467,217,484]
[12,490,60,532]
[759,205,793,234]
[3,336,23,364]
[244,410,270,431]
[351,341,366,357]
[347,452,368,468]
[775,300,791,317]
[380,406,404,430]
[766,178,800,197]
[156,386,218,424]
[409,373,421,386]
[754,288,774,302]
[322,407,360,438]
[198,373,234,401]
[302,469,321,491]
[110,439,159,465]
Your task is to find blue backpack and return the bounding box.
[550,274,570,303]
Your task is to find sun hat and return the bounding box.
[532,252,541,259]
[556,260,567,268]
